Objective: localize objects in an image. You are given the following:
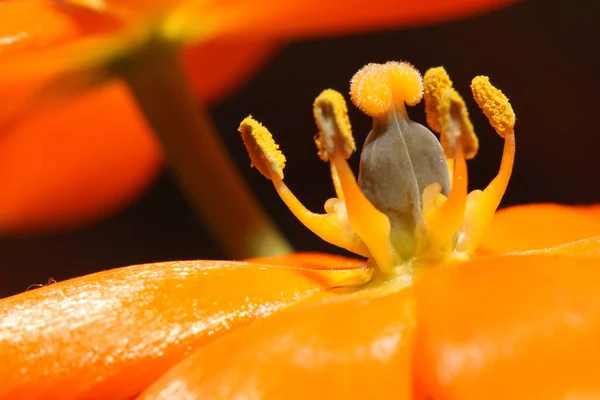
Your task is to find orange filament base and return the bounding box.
[271,176,369,257]
[330,153,401,276]
[418,145,468,261]
[457,131,515,254]
[329,163,345,201]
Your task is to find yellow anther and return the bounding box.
[439,89,479,159]
[313,89,356,159]
[456,77,516,255]
[424,67,478,159]
[424,66,453,132]
[239,116,286,180]
[471,76,515,137]
[350,61,423,117]
[238,116,369,257]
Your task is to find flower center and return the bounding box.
[239,61,515,283]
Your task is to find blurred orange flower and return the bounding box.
[0,0,516,234]
[2,58,599,399]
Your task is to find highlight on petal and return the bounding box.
[139,285,415,399]
[0,259,337,399]
[0,0,80,54]
[413,255,600,400]
[477,203,600,255]
[0,81,162,233]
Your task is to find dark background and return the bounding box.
[1,0,598,297]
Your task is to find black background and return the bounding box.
[1,0,599,297]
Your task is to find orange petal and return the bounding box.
[140,285,415,399]
[0,4,279,232]
[0,259,336,399]
[0,1,125,81]
[247,251,365,269]
[0,80,162,233]
[182,38,278,104]
[182,0,518,41]
[413,255,600,400]
[0,1,80,54]
[478,203,600,254]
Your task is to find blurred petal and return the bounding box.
[182,38,278,104]
[478,204,600,254]
[0,259,342,399]
[0,4,279,232]
[0,80,162,233]
[0,0,80,54]
[140,284,415,399]
[175,0,519,42]
[413,255,600,400]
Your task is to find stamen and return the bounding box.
[417,145,468,261]
[312,91,353,201]
[424,67,479,159]
[239,116,286,180]
[313,91,401,275]
[350,62,423,117]
[332,156,401,274]
[424,67,453,133]
[471,76,515,138]
[313,89,355,159]
[239,117,369,257]
[270,178,369,257]
[456,77,516,254]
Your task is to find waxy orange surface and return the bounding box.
[0,258,361,399]
[413,255,600,399]
[140,284,415,399]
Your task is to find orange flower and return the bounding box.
[0,0,517,236]
[2,60,599,399]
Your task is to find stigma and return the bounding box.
[239,61,515,282]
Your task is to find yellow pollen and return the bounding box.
[350,61,423,117]
[424,67,478,159]
[471,76,515,137]
[424,66,453,133]
[313,89,356,160]
[238,117,369,257]
[455,76,516,254]
[239,116,286,180]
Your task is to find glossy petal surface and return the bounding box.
[0,259,338,399]
[140,283,415,399]
[413,255,600,400]
[478,203,600,254]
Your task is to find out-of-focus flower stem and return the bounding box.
[115,38,292,259]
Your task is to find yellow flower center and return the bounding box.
[239,62,516,283]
